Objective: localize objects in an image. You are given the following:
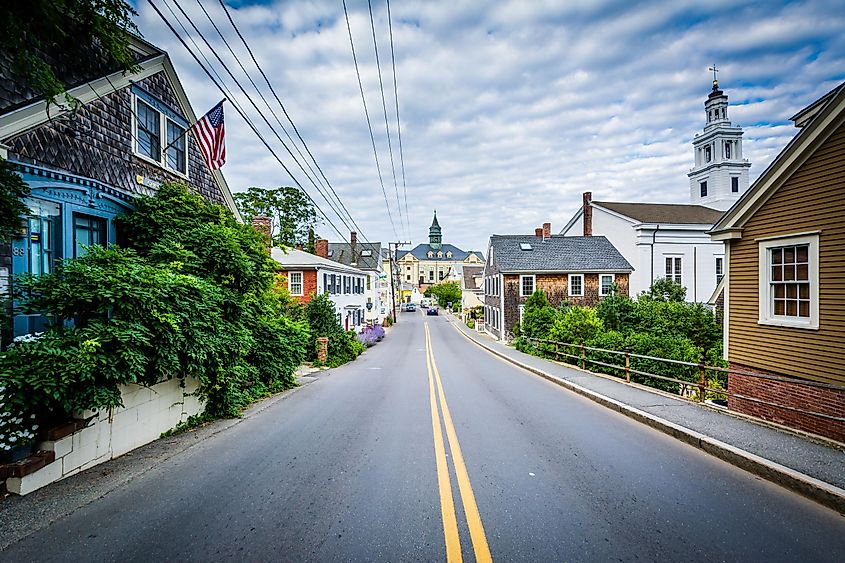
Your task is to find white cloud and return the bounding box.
[135,0,845,250]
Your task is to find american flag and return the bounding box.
[194,101,226,170]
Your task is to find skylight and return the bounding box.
[361,249,372,257]
[327,250,333,257]
[520,243,533,251]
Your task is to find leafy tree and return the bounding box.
[304,293,360,367]
[520,290,560,340]
[0,159,30,242]
[640,278,687,302]
[233,186,317,247]
[1,0,139,106]
[595,285,636,332]
[549,306,604,344]
[424,281,461,308]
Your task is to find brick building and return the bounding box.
[271,241,369,331]
[482,223,633,341]
[0,33,238,340]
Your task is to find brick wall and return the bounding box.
[728,363,845,443]
[280,270,318,305]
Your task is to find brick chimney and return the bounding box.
[542,222,551,239]
[583,192,592,237]
[316,239,329,258]
[350,231,357,265]
[534,227,543,237]
[251,215,272,251]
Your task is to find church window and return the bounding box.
[725,141,732,159]
[700,181,708,197]
[731,177,739,193]
[704,145,711,163]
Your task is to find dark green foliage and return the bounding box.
[424,281,462,308]
[595,286,635,332]
[1,1,139,105]
[233,186,317,247]
[1,183,310,427]
[0,159,30,242]
[549,306,604,345]
[520,290,560,340]
[639,277,687,302]
[304,293,361,367]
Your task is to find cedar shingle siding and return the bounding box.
[6,72,225,205]
[727,120,845,386]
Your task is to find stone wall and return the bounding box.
[2,377,204,496]
[728,364,845,443]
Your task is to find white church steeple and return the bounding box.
[688,66,751,210]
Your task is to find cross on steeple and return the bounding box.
[709,64,719,90]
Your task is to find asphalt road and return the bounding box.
[2,311,844,562]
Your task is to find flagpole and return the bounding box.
[162,98,226,153]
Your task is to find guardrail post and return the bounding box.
[580,343,586,369]
[698,352,707,402]
[554,341,559,360]
[625,347,631,383]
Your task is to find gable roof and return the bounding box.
[0,33,239,218]
[327,241,382,271]
[489,235,633,273]
[397,243,483,262]
[594,202,725,225]
[461,265,484,290]
[271,248,366,274]
[711,80,845,239]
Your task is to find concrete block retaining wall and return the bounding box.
[4,377,204,496]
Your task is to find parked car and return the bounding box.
[405,303,416,312]
[426,306,439,316]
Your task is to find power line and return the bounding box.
[366,0,405,239]
[160,0,361,242]
[147,0,352,243]
[386,0,410,236]
[214,0,371,244]
[341,0,399,240]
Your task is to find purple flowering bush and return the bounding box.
[356,325,386,348]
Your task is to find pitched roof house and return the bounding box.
[0,32,238,338]
[328,232,388,323]
[271,242,369,331]
[483,223,633,341]
[560,81,750,302]
[709,81,845,442]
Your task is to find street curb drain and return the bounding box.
[450,321,845,515]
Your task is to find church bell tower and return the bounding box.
[688,67,751,210]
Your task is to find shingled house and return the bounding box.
[483,223,633,341]
[0,33,238,339]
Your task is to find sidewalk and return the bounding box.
[450,318,845,513]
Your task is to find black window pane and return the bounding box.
[136,101,160,160]
[166,121,186,173]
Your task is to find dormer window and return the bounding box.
[446,251,452,258]
[437,251,443,258]
[133,92,188,176]
[428,251,434,258]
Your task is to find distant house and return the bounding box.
[483,223,633,341]
[460,265,484,311]
[560,80,751,302]
[709,81,845,442]
[271,241,368,331]
[0,33,238,338]
[328,232,387,324]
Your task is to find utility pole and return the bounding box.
[388,241,410,322]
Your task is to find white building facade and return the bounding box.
[561,79,752,302]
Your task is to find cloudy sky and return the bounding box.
[133,0,845,251]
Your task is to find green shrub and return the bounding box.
[639,278,687,302]
[585,330,627,376]
[624,332,701,393]
[549,306,604,345]
[595,287,636,332]
[521,290,560,340]
[305,293,360,367]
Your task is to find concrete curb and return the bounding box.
[450,321,845,515]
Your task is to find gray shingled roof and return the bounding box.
[594,202,724,224]
[327,242,382,271]
[462,265,484,290]
[490,235,633,273]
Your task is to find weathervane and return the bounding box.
[709,64,719,90]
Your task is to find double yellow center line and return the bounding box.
[425,322,492,563]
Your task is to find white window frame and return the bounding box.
[599,274,615,296]
[715,256,724,284]
[288,271,304,296]
[758,233,819,330]
[664,255,683,286]
[568,274,584,297]
[132,94,189,178]
[520,274,535,297]
[518,304,525,325]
